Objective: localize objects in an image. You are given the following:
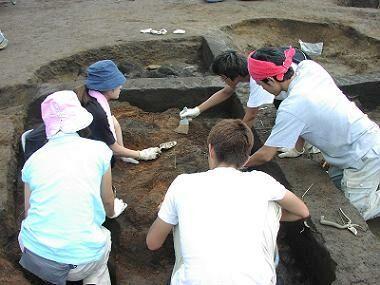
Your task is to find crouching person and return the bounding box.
[146,119,309,285]
[19,91,127,285]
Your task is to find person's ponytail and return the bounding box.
[75,85,91,105]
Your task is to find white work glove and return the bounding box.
[120,157,140,164]
[110,198,128,219]
[138,147,161,161]
[278,147,304,158]
[180,107,200,119]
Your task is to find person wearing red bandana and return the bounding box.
[245,47,380,220]
[179,48,310,158]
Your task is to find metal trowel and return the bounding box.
[174,117,189,134]
[159,141,177,151]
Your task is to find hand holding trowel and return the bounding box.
[122,141,177,164]
[174,106,200,134]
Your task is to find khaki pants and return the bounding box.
[329,146,380,220]
[170,202,282,285]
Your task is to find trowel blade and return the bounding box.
[174,118,189,134]
[159,141,177,150]
[348,226,358,236]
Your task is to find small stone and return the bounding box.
[146,64,161,70]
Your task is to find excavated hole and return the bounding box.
[12,94,313,285]
[32,36,211,85]
[223,18,380,77]
[0,35,348,284]
[337,0,380,8]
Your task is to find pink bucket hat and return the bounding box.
[41,90,93,139]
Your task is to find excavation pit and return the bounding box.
[337,0,380,8]
[32,36,212,86]
[109,99,313,285]
[7,83,316,284]
[0,34,379,284]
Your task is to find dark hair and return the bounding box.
[211,50,248,80]
[251,47,294,82]
[75,85,91,106]
[207,119,253,168]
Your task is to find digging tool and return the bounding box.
[159,141,177,151]
[174,117,189,134]
[320,208,366,236]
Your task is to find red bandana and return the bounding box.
[248,48,295,81]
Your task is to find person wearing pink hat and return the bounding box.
[23,60,161,165]
[19,91,127,285]
[245,47,380,221]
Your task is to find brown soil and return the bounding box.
[99,102,308,284]
[111,103,221,284]
[1,0,380,284]
[0,255,30,285]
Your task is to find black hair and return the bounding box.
[251,47,294,82]
[211,50,248,80]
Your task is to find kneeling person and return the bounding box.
[146,119,309,285]
[19,91,127,285]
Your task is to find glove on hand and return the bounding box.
[110,198,128,219]
[121,157,140,164]
[278,147,304,158]
[180,107,200,119]
[138,147,161,161]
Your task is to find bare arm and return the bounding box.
[197,86,235,113]
[277,191,310,221]
[24,184,31,218]
[242,107,259,128]
[244,145,278,167]
[146,217,174,251]
[109,143,140,159]
[100,167,115,218]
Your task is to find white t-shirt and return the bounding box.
[247,63,297,108]
[21,132,113,264]
[159,167,286,285]
[265,60,380,169]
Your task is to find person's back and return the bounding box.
[21,133,112,264]
[160,168,286,284]
[277,60,379,169]
[18,91,128,285]
[21,134,111,264]
[147,119,309,285]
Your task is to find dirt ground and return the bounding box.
[92,102,310,285]
[1,0,380,88]
[0,0,380,284]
